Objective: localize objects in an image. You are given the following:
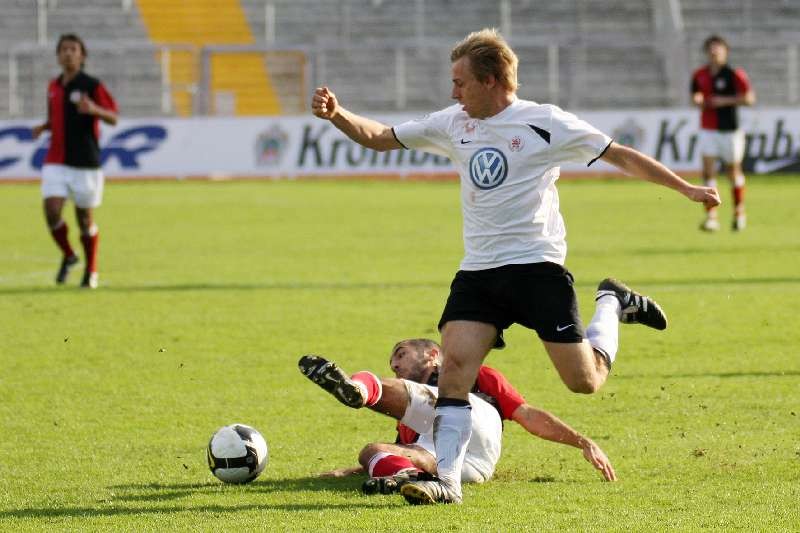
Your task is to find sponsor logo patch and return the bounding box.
[469,148,508,190]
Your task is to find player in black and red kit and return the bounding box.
[299,339,615,502]
[31,34,118,288]
[691,35,755,232]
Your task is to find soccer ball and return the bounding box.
[207,424,268,483]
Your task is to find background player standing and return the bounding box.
[691,34,755,232]
[31,34,118,288]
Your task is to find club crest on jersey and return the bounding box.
[715,78,727,90]
[465,121,477,134]
[469,148,508,190]
[509,136,524,152]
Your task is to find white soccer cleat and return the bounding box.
[81,271,98,289]
[699,217,720,232]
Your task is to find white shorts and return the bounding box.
[41,164,105,208]
[400,380,502,484]
[698,129,745,164]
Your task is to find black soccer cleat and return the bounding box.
[298,354,366,408]
[361,469,432,495]
[400,480,462,505]
[56,254,79,284]
[596,278,667,330]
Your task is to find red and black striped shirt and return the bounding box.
[691,64,750,131]
[45,71,117,169]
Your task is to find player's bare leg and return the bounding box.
[298,355,428,422]
[357,442,437,494]
[44,197,79,284]
[700,155,720,231]
[369,379,412,419]
[75,206,99,288]
[727,161,746,230]
[401,320,495,505]
[546,278,668,393]
[543,341,609,394]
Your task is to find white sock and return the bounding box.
[433,405,471,498]
[587,294,621,364]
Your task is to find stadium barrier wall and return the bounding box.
[2,108,800,181]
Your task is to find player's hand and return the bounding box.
[685,185,721,209]
[311,86,339,120]
[77,94,97,115]
[31,124,48,139]
[581,439,617,481]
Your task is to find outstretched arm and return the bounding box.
[511,403,617,481]
[311,86,402,152]
[601,142,721,209]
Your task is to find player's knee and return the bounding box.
[357,443,382,467]
[564,375,601,394]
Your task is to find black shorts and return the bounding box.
[438,262,585,348]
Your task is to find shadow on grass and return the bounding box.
[0,280,444,295]
[2,275,799,296]
[578,244,800,257]
[108,476,361,501]
[0,501,391,520]
[616,370,800,380]
[0,477,387,520]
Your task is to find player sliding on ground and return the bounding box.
[299,339,616,504]
[310,28,720,504]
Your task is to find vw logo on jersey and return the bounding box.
[469,148,508,190]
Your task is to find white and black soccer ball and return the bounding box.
[207,424,268,484]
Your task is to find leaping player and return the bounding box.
[311,28,719,504]
[299,339,616,504]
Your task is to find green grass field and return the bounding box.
[1,177,799,531]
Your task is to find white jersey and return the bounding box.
[393,98,612,270]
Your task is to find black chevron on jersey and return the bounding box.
[528,124,551,144]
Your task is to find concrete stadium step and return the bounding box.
[137,0,281,116]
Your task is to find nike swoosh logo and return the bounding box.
[460,139,472,144]
[753,158,800,174]
[556,323,574,332]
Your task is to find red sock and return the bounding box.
[351,371,382,406]
[50,221,76,257]
[733,186,745,213]
[80,228,99,274]
[368,453,419,477]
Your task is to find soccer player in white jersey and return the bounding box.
[310,28,720,504]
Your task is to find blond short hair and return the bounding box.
[450,28,518,93]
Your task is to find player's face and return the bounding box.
[390,343,431,382]
[451,57,493,119]
[706,42,728,66]
[57,40,84,72]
